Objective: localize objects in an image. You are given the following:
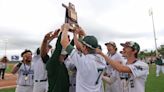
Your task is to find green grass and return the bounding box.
[0,64,164,92]
[0,88,15,92]
[6,63,15,73]
[145,64,164,92]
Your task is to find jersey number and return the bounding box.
[95,68,104,85]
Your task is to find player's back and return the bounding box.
[75,54,106,92]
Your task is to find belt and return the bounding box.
[35,79,47,82]
[70,84,76,86]
[120,77,128,80]
[19,85,32,86]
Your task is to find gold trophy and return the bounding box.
[62,2,78,32]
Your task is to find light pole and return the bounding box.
[4,39,8,56]
[149,8,158,56]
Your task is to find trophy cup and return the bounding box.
[62,2,78,32]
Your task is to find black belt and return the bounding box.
[35,79,47,82]
[19,85,32,86]
[70,84,76,86]
[120,77,128,80]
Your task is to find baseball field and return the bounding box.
[0,63,164,92]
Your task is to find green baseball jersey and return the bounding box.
[46,33,69,92]
[155,58,163,65]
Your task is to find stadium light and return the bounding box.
[149,8,158,56]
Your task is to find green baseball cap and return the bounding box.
[82,35,98,49]
[120,41,140,52]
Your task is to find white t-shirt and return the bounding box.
[69,49,106,92]
[32,55,47,81]
[125,60,149,92]
[0,62,7,69]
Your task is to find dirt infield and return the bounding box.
[0,73,17,89]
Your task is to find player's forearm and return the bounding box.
[11,67,19,74]
[73,33,82,51]
[99,52,131,73]
[40,37,49,57]
[61,28,70,49]
[11,63,22,74]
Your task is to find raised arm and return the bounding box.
[73,27,86,52]
[11,62,22,74]
[61,23,70,49]
[50,31,63,61]
[40,29,59,59]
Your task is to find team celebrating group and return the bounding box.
[12,23,149,92]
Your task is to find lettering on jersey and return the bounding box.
[134,65,143,71]
[130,79,134,88]
[20,69,34,75]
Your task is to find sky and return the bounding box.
[0,0,164,60]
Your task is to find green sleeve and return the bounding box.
[70,39,74,46]
[66,44,75,55]
[51,32,62,60]
[46,32,62,73]
[155,58,163,65]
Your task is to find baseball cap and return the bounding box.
[120,41,140,52]
[105,41,116,47]
[82,35,98,49]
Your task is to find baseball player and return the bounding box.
[61,23,106,92]
[64,56,77,92]
[64,27,86,92]
[11,50,34,92]
[97,41,149,92]
[154,54,164,77]
[103,41,123,92]
[32,31,59,92]
[61,34,76,92]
